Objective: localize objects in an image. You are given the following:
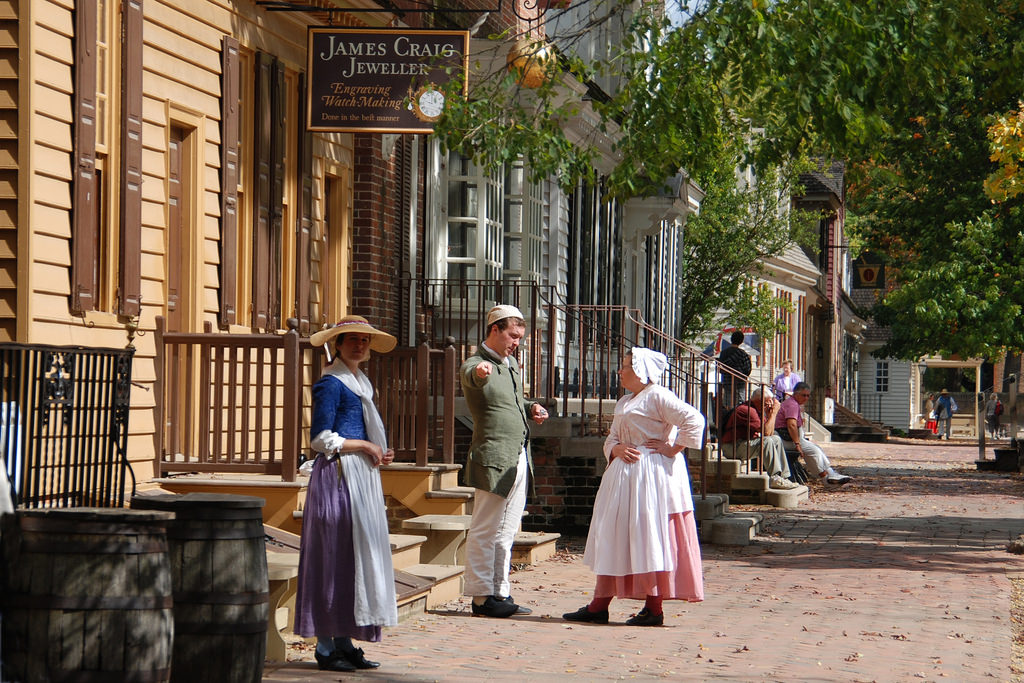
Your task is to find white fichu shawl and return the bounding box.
[321,360,398,627]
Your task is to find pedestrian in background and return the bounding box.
[985,392,1002,439]
[772,360,801,401]
[935,389,957,440]
[718,330,752,410]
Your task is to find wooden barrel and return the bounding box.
[0,507,175,683]
[131,493,268,683]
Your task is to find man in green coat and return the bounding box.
[461,304,548,618]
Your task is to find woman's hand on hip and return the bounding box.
[612,444,642,463]
[644,439,681,458]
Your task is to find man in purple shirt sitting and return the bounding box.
[774,382,852,486]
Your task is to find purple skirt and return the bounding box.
[294,457,382,641]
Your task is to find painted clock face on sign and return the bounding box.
[412,86,445,122]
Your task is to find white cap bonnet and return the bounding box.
[630,347,668,385]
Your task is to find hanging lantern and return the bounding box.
[507,39,554,88]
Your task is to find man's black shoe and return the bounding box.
[471,595,518,618]
[562,605,609,624]
[498,595,532,615]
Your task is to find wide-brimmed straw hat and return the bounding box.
[310,316,397,353]
[940,388,949,395]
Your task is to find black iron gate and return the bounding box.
[0,343,135,508]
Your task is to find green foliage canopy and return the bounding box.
[847,4,1024,360]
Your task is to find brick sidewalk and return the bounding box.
[263,441,1024,682]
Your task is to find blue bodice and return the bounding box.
[311,375,367,442]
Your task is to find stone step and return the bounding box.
[403,563,464,609]
[382,462,463,488]
[695,457,744,476]
[511,531,560,565]
[389,533,428,570]
[764,484,809,509]
[827,424,888,443]
[425,485,476,514]
[394,569,434,622]
[730,473,769,492]
[401,514,473,565]
[703,512,764,546]
[693,493,729,521]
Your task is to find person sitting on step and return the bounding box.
[719,387,800,490]
[774,382,852,486]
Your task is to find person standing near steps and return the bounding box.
[460,304,549,618]
[563,348,706,627]
[295,316,399,672]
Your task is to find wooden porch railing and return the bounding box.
[154,317,457,482]
[154,317,307,481]
[363,343,457,467]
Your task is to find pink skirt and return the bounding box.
[593,511,703,601]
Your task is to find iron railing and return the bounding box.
[410,283,777,496]
[0,343,134,508]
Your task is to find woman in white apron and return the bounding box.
[564,348,705,626]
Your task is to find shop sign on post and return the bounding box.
[307,28,469,134]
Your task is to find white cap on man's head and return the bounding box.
[486,304,525,326]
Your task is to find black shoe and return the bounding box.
[625,608,664,626]
[471,595,518,618]
[562,605,609,624]
[343,647,381,669]
[315,650,357,672]
[498,595,532,615]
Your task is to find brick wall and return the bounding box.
[351,133,402,334]
[384,495,416,534]
[452,420,606,535]
[524,435,606,535]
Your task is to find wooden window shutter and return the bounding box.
[252,52,273,330]
[269,58,285,331]
[71,0,98,314]
[294,72,312,335]
[219,36,239,328]
[118,0,143,318]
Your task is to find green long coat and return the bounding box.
[460,346,537,498]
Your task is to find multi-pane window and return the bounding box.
[442,151,503,285]
[503,158,542,283]
[875,361,889,392]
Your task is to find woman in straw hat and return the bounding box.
[563,348,706,626]
[294,316,398,671]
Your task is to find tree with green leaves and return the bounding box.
[846,5,1024,360]
[433,0,1022,349]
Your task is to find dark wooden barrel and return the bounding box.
[131,493,268,683]
[0,507,175,683]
